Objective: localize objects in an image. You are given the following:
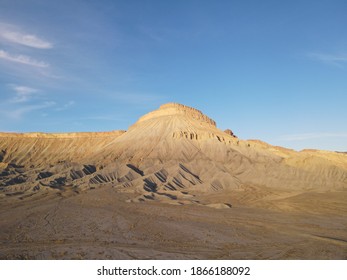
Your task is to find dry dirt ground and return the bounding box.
[1,186,346,260]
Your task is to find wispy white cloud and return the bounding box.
[0,49,49,67]
[279,132,347,141]
[0,22,53,49]
[12,85,38,95]
[0,101,56,120]
[0,84,57,120]
[10,85,39,103]
[308,52,347,67]
[1,31,53,49]
[38,70,63,79]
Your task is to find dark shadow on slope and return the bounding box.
[143,178,157,192]
[48,177,66,190]
[164,183,177,191]
[37,171,54,180]
[179,163,201,181]
[4,175,27,186]
[126,164,144,176]
[83,165,96,175]
[157,192,177,200]
[155,171,167,183]
[0,150,5,162]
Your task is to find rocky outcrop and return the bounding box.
[224,129,237,138]
[133,103,217,128]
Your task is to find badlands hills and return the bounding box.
[0,103,346,259]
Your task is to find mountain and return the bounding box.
[0,103,346,259]
[1,103,346,205]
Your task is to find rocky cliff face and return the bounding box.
[133,103,217,127]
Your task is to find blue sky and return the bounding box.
[0,0,346,151]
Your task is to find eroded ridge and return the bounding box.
[0,131,125,139]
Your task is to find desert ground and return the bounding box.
[0,103,346,259]
[0,186,347,259]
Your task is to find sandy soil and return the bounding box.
[0,186,346,259]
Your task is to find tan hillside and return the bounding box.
[0,103,346,259]
[2,102,345,198]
